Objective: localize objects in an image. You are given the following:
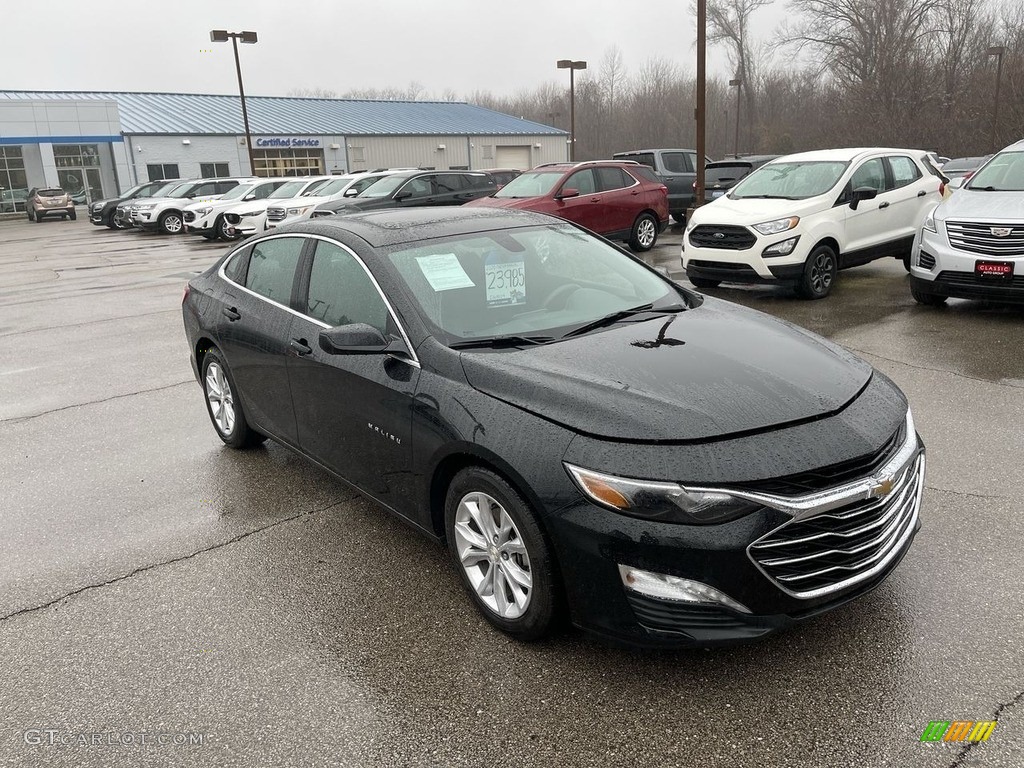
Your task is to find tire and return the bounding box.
[671,213,686,225]
[902,253,911,271]
[689,277,720,291]
[910,283,948,306]
[796,244,838,299]
[69,210,77,221]
[34,212,44,223]
[445,467,559,641]
[108,211,124,230]
[217,215,239,241]
[201,350,267,448]
[158,211,184,234]
[628,212,659,251]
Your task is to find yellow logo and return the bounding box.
[871,476,895,498]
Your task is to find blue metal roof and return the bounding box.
[0,90,566,137]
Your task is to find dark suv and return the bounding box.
[89,180,178,229]
[701,155,781,202]
[311,170,496,216]
[467,160,669,251]
[613,148,708,223]
[27,187,75,222]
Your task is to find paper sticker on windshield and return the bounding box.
[485,261,526,306]
[415,254,475,292]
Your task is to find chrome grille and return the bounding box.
[946,221,1024,257]
[266,206,286,222]
[748,454,923,599]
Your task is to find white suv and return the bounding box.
[910,140,1024,306]
[131,177,256,234]
[265,171,399,229]
[220,176,334,239]
[682,148,944,298]
[182,178,290,240]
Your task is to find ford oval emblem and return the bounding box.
[713,232,726,239]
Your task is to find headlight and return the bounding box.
[286,206,312,216]
[564,463,762,525]
[136,204,155,211]
[753,216,800,235]
[194,207,212,217]
[235,209,263,217]
[762,236,800,257]
[923,208,938,232]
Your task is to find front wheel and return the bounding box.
[796,245,838,299]
[217,215,239,241]
[445,467,560,641]
[69,210,77,221]
[109,211,125,229]
[629,212,659,251]
[158,211,183,234]
[201,350,267,448]
[910,283,948,306]
[902,253,911,271]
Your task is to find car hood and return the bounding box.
[460,299,873,441]
[938,188,1024,220]
[465,196,543,210]
[267,196,330,208]
[691,194,829,225]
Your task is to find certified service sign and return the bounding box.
[254,137,322,148]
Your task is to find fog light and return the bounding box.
[618,565,750,613]
[762,236,799,258]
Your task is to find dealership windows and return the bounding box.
[0,146,29,212]
[53,144,105,204]
[147,163,181,182]
[253,149,324,177]
[200,162,230,178]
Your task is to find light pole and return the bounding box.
[556,59,587,161]
[987,45,1006,149]
[694,0,706,208]
[211,30,258,175]
[729,77,743,158]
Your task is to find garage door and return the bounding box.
[495,146,532,170]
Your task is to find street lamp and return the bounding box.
[694,0,707,208]
[211,30,258,175]
[987,45,1006,149]
[556,59,587,161]
[729,78,743,158]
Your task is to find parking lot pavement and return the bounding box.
[1,217,1022,767]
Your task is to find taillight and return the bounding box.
[939,182,945,196]
[963,171,975,180]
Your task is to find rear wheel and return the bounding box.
[445,467,559,641]
[911,283,948,306]
[69,210,76,221]
[796,245,838,299]
[902,253,911,271]
[629,212,659,251]
[201,350,267,448]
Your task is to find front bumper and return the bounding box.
[183,211,217,235]
[549,421,924,647]
[682,225,810,283]
[911,224,1024,303]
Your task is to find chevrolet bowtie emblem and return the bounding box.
[871,477,895,498]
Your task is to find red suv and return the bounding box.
[466,161,669,251]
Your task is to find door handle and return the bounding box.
[878,202,890,209]
[289,338,312,356]
[222,306,240,321]
[590,197,601,202]
[917,190,926,197]
[631,191,640,196]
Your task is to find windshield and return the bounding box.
[493,171,565,199]
[731,161,848,199]
[312,177,356,196]
[151,181,181,197]
[220,184,254,201]
[358,175,409,198]
[269,180,307,198]
[966,151,1024,191]
[300,179,332,196]
[386,223,682,341]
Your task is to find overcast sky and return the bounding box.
[2,0,785,100]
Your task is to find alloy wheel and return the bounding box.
[453,491,533,619]
[637,217,657,248]
[810,251,835,294]
[205,361,235,436]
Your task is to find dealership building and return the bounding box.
[0,90,568,211]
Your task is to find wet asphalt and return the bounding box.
[0,217,1021,768]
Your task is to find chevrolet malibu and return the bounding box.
[181,208,924,647]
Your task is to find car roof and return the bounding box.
[771,147,925,163]
[614,148,696,154]
[707,154,780,166]
[270,207,563,248]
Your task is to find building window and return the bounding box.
[200,162,231,178]
[147,164,180,181]
[252,149,324,177]
[349,147,365,163]
[53,144,100,168]
[482,145,494,160]
[0,146,28,213]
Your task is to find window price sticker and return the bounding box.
[415,253,475,292]
[485,261,526,306]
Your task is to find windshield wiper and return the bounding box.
[562,303,686,339]
[448,334,555,349]
[971,185,1002,191]
[738,194,798,200]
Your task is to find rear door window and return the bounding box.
[627,153,657,171]
[245,237,305,305]
[661,152,692,173]
[888,156,922,189]
[435,174,468,194]
[595,167,633,192]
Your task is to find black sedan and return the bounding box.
[181,208,924,647]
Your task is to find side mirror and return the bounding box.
[318,323,410,357]
[948,177,965,190]
[849,186,877,210]
[556,187,580,200]
[343,188,360,197]
[243,193,256,201]
[394,190,413,201]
